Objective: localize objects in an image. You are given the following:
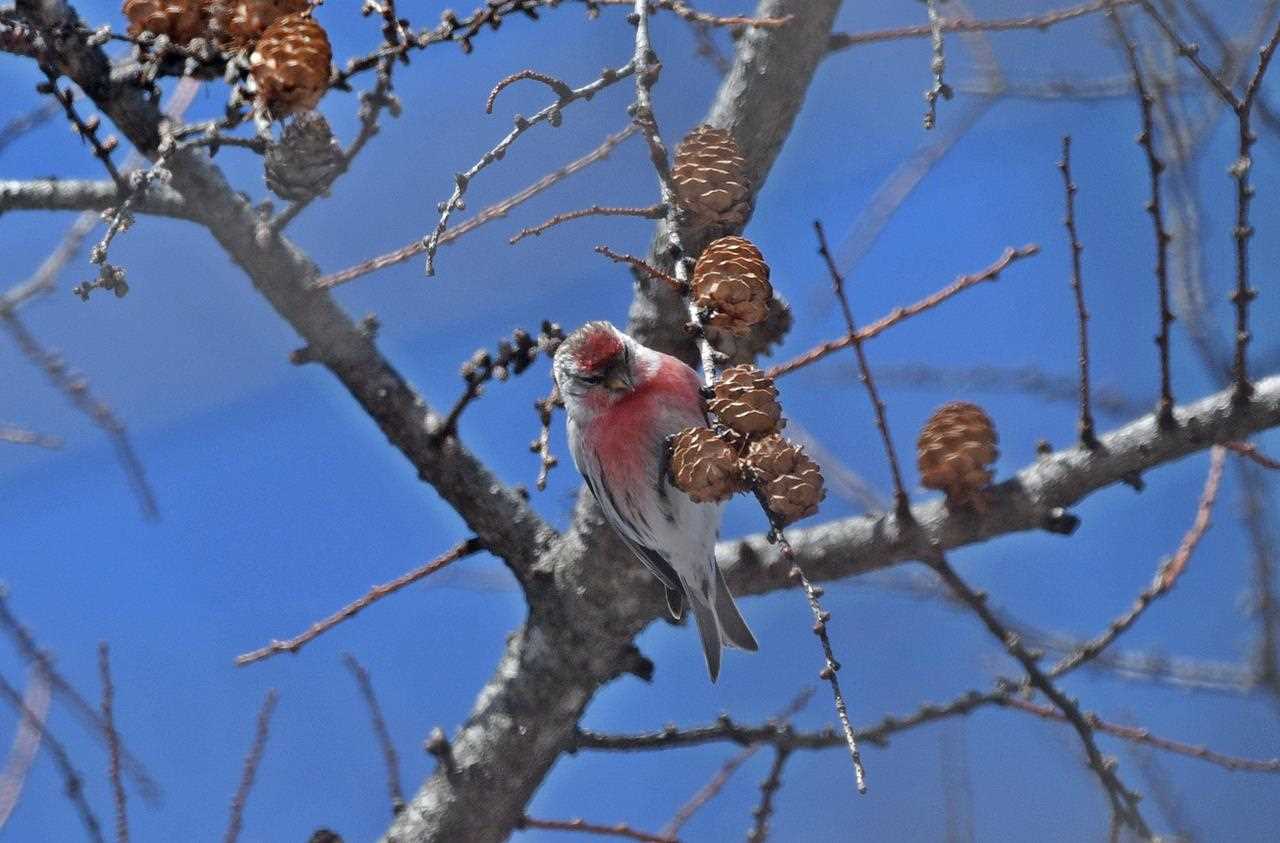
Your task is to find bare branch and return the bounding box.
[922,0,953,130]
[509,203,665,244]
[0,424,62,448]
[236,539,483,666]
[0,310,158,518]
[422,60,638,274]
[342,654,404,816]
[718,375,1280,600]
[97,644,128,843]
[1226,440,1280,470]
[1110,8,1177,428]
[1059,136,1098,448]
[0,593,158,800]
[315,125,637,289]
[814,219,911,522]
[744,746,790,843]
[766,245,1040,379]
[518,816,677,843]
[828,0,1138,53]
[223,689,278,843]
[0,178,192,219]
[1049,446,1226,676]
[0,672,104,843]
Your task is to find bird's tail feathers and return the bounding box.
[714,562,759,652]
[688,596,722,683]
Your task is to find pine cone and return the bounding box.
[692,236,773,337]
[122,0,207,43]
[708,365,783,438]
[209,0,311,49]
[669,427,745,504]
[747,434,825,525]
[264,111,343,199]
[672,125,752,235]
[917,401,999,510]
[250,12,331,117]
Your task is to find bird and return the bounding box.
[553,320,758,681]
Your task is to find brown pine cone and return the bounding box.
[264,111,343,199]
[250,12,331,117]
[747,434,825,525]
[209,0,310,49]
[708,365,783,438]
[692,236,773,337]
[122,0,207,43]
[917,401,999,511]
[669,427,745,504]
[672,125,752,234]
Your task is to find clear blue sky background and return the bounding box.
[3,1,1280,840]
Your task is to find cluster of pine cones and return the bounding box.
[668,365,825,526]
[662,125,825,526]
[121,0,332,116]
[663,124,1002,520]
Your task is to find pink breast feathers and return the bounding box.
[586,355,703,488]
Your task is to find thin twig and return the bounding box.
[1110,8,1177,429]
[487,69,574,113]
[1050,446,1225,677]
[786,558,867,793]
[236,539,483,665]
[595,0,790,28]
[98,644,128,843]
[518,816,677,843]
[922,0,953,129]
[828,0,1139,52]
[926,551,1152,838]
[315,125,637,289]
[38,66,124,190]
[0,672,104,843]
[766,245,1040,379]
[510,203,665,244]
[0,667,50,827]
[422,60,638,275]
[1228,19,1280,404]
[0,310,158,518]
[1059,136,1098,448]
[1003,696,1280,772]
[1226,440,1280,469]
[532,384,562,491]
[438,324,563,439]
[814,220,911,522]
[0,425,62,448]
[0,593,159,801]
[223,689,279,843]
[342,654,404,815]
[594,245,685,293]
[744,747,791,843]
[662,688,813,836]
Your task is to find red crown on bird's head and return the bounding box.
[566,321,625,374]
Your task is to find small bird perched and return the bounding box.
[553,321,758,681]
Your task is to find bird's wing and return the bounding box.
[580,467,683,593]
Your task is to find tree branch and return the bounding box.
[716,375,1280,597]
[0,178,192,219]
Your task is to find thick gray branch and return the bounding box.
[0,178,192,219]
[13,0,554,573]
[719,374,1280,593]
[627,0,842,359]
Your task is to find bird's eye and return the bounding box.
[578,373,604,385]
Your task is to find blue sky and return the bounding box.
[3,1,1280,840]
